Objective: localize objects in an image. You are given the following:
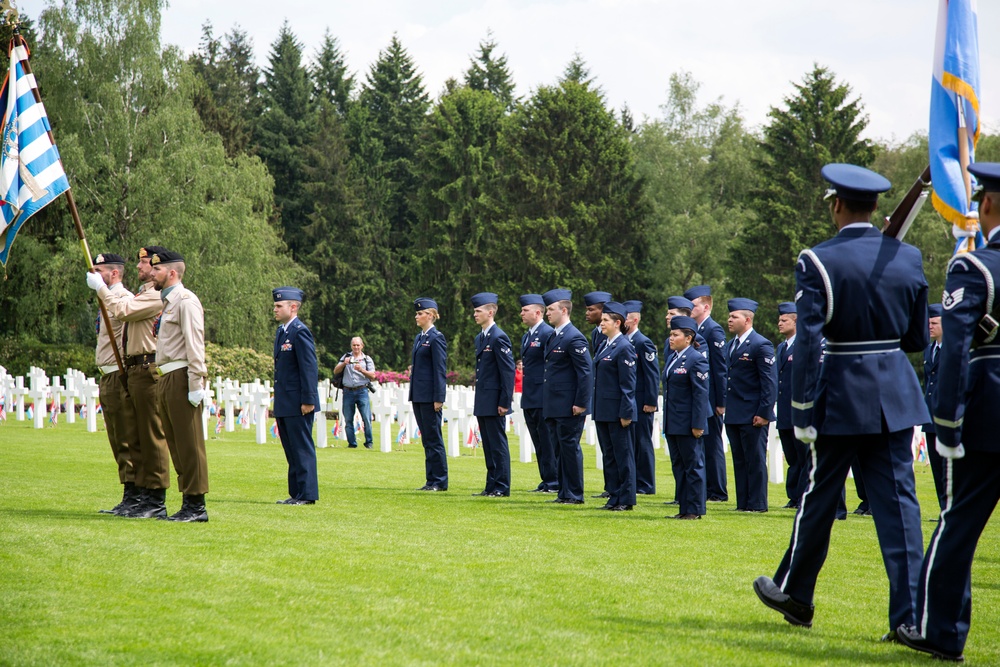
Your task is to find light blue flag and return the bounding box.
[929,0,981,254]
[0,36,70,266]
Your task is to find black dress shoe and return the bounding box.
[528,488,546,493]
[592,491,610,499]
[745,508,768,513]
[636,490,653,495]
[472,491,489,496]
[752,576,814,627]
[347,444,358,448]
[666,513,701,520]
[896,625,964,662]
[276,498,295,504]
[608,504,632,511]
[364,444,373,449]
[836,514,847,521]
[425,485,444,492]
[664,500,680,505]
[416,485,431,491]
[782,501,799,509]
[487,490,509,497]
[554,498,584,505]
[880,630,899,643]
[288,499,316,505]
[707,496,727,502]
[860,509,873,516]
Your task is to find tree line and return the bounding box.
[1,0,997,378]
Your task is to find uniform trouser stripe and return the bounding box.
[780,441,817,590]
[920,457,953,636]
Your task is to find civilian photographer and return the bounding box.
[335,337,376,449]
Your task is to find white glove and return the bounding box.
[86,271,106,291]
[936,441,966,460]
[188,390,206,407]
[794,425,818,444]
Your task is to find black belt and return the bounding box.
[124,353,156,367]
[344,385,367,390]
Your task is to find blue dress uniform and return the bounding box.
[592,302,637,510]
[684,285,729,502]
[585,291,612,355]
[921,303,946,512]
[519,294,557,492]
[471,293,516,497]
[272,287,320,503]
[723,298,776,512]
[624,300,660,495]
[898,164,1000,662]
[662,316,710,518]
[775,302,806,508]
[757,164,927,634]
[542,289,593,503]
[409,298,449,490]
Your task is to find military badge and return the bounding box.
[575,347,587,354]
[645,352,656,362]
[715,340,724,348]
[281,342,292,351]
[942,287,965,310]
[765,356,775,365]
[795,289,803,302]
[696,371,708,381]
[624,359,635,367]
[674,368,687,374]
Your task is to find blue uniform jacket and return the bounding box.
[592,335,637,422]
[775,338,795,430]
[473,323,516,416]
[663,334,708,364]
[591,325,607,355]
[724,330,777,424]
[520,321,554,410]
[792,226,929,434]
[543,323,593,419]
[409,326,448,404]
[273,318,319,418]
[921,342,940,434]
[933,242,1000,451]
[628,329,660,410]
[661,345,710,434]
[697,316,728,410]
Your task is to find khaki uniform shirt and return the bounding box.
[155,283,207,392]
[95,282,132,368]
[99,281,162,356]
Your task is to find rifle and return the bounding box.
[881,165,932,240]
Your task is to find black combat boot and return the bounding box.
[100,481,136,514]
[129,487,167,519]
[165,494,208,523]
[113,484,144,516]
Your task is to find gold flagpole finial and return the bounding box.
[1,1,20,27]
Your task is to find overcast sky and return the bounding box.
[160,0,1000,143]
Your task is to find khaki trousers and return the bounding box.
[157,369,208,495]
[99,372,137,484]
[127,363,171,489]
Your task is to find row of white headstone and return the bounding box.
[1,366,793,484]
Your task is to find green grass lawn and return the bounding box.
[2,419,998,666]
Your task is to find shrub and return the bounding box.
[0,336,96,378]
[205,342,274,383]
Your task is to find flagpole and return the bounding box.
[9,26,127,380]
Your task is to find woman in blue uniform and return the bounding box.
[409,298,449,491]
[662,316,710,519]
[592,302,637,511]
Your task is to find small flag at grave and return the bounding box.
[270,421,279,439]
[215,414,223,435]
[397,425,408,445]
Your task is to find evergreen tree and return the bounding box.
[560,52,598,92]
[357,34,430,249]
[727,64,874,336]
[255,21,314,260]
[311,30,354,116]
[491,79,650,334]
[410,86,505,362]
[464,33,516,112]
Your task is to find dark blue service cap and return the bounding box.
[778,302,796,315]
[928,304,943,319]
[622,300,643,314]
[93,253,126,266]
[273,286,304,302]
[668,296,694,310]
[542,289,572,306]
[670,315,698,331]
[150,249,184,264]
[969,163,1000,202]
[821,163,891,203]
[602,301,627,319]
[728,298,758,313]
[414,297,438,311]
[684,285,711,300]
[584,291,612,306]
[471,292,498,308]
[519,294,545,307]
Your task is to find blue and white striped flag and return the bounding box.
[0,36,70,266]
[929,0,981,254]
